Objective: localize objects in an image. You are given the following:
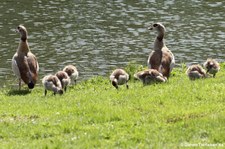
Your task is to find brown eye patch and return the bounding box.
[153,24,158,27]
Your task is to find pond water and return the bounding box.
[0,0,225,87]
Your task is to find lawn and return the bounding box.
[0,63,224,148]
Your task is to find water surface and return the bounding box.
[0,0,225,87]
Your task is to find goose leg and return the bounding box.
[126,83,129,89]
[19,78,21,90]
[64,86,67,92]
[44,90,47,96]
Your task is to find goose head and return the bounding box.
[112,79,118,89]
[16,25,28,41]
[148,23,166,33]
[54,88,63,95]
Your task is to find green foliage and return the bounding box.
[124,61,146,81]
[219,62,225,69]
[0,64,224,148]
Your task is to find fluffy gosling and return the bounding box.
[203,58,220,77]
[186,64,206,80]
[63,65,79,84]
[109,69,129,89]
[55,71,71,92]
[42,75,63,96]
[134,69,167,85]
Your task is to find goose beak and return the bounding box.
[12,28,18,33]
[148,26,153,30]
[15,28,19,33]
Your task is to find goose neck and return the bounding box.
[17,40,30,53]
[153,38,165,51]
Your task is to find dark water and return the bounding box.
[0,0,225,87]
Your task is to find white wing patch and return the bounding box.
[169,52,175,73]
[36,61,40,72]
[147,51,154,69]
[12,59,21,79]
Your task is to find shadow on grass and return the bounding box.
[6,89,31,96]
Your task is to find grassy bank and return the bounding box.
[0,64,224,148]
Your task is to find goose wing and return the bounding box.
[12,54,21,79]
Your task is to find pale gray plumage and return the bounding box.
[186,64,206,80]
[203,58,220,77]
[110,69,129,89]
[134,69,167,85]
[42,74,63,96]
[63,65,79,84]
[55,71,71,92]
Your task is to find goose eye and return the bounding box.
[153,24,158,27]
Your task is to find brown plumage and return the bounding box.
[134,69,167,85]
[186,64,206,80]
[147,23,175,78]
[55,71,71,92]
[12,25,39,89]
[203,58,220,77]
[42,75,63,96]
[63,65,79,84]
[109,69,129,89]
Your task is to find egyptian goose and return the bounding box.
[42,75,63,96]
[55,71,71,92]
[109,69,129,89]
[203,58,220,77]
[12,25,39,90]
[134,69,167,85]
[147,23,175,78]
[186,64,206,80]
[63,65,79,84]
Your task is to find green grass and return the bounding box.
[0,63,224,148]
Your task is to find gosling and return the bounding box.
[203,58,220,77]
[55,71,71,92]
[63,65,79,84]
[134,69,167,85]
[110,69,129,89]
[42,75,63,96]
[186,64,206,80]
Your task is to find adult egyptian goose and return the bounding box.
[147,23,175,78]
[186,64,206,80]
[203,58,220,77]
[42,74,63,96]
[63,65,79,84]
[55,71,71,92]
[134,69,167,85]
[109,69,129,89]
[12,25,39,90]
